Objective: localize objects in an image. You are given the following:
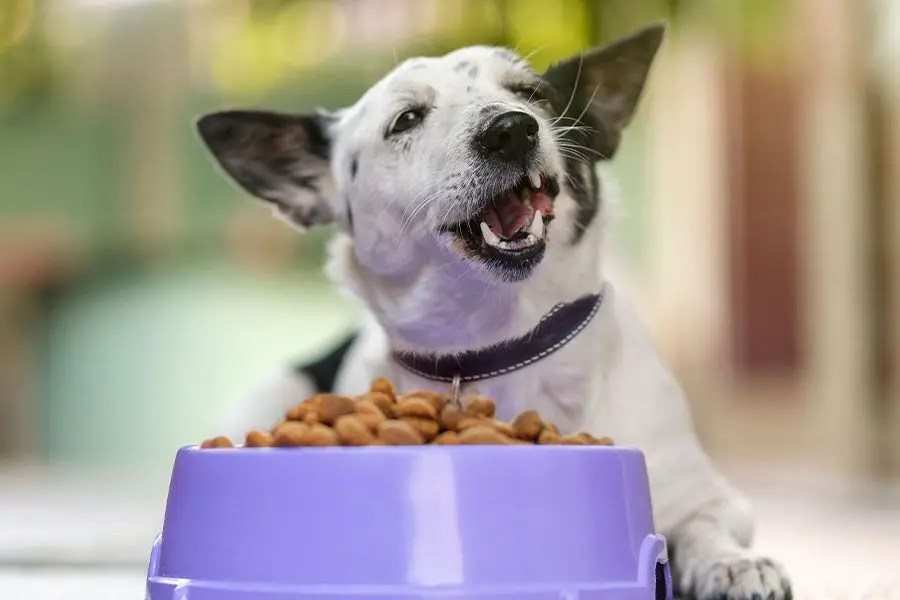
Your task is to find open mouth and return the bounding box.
[443,172,560,274]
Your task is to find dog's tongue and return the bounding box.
[485,193,534,239]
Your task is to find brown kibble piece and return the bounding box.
[433,431,461,445]
[557,435,588,445]
[575,432,601,445]
[457,417,490,432]
[458,426,511,445]
[200,436,233,449]
[378,419,425,445]
[304,423,340,446]
[357,412,384,433]
[399,389,448,413]
[359,391,396,418]
[305,394,328,407]
[370,377,397,401]
[512,410,544,441]
[403,417,440,441]
[464,396,496,418]
[544,422,561,436]
[356,400,387,418]
[334,415,375,446]
[439,405,464,432]
[588,435,614,446]
[355,400,387,432]
[319,395,357,425]
[245,430,275,447]
[273,422,309,446]
[396,397,438,420]
[492,419,516,438]
[286,402,316,422]
[537,428,561,445]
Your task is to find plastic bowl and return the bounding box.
[146,445,671,600]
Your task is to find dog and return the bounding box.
[195,23,792,600]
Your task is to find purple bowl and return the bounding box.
[146,445,671,600]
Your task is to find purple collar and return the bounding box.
[392,285,607,384]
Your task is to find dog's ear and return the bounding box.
[543,22,665,159]
[196,109,337,229]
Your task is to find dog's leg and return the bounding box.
[667,500,792,600]
[595,296,792,600]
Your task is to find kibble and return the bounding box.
[199,378,614,449]
[245,430,275,447]
[334,415,375,446]
[319,395,358,425]
[378,420,425,445]
[369,377,397,401]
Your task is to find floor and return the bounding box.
[1,463,899,600]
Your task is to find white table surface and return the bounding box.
[1,463,899,599]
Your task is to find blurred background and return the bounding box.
[1,0,899,597]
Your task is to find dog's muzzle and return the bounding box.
[476,110,539,166]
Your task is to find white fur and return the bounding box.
[212,42,791,600]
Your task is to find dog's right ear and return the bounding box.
[196,110,337,229]
[543,23,665,160]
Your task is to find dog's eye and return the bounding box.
[388,109,425,136]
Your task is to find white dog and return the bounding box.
[196,23,792,600]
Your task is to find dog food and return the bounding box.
[200,377,614,448]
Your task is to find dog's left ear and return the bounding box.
[196,109,338,229]
[543,22,665,159]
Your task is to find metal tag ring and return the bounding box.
[451,373,462,409]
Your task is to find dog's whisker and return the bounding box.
[552,58,584,127]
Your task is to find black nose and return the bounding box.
[477,111,539,164]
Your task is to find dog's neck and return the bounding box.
[328,205,604,355]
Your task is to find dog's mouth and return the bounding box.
[442,172,560,275]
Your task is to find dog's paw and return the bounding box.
[688,555,792,600]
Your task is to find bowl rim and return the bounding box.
[181,444,643,456]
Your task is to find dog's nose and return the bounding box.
[477,111,539,164]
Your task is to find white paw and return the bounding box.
[689,555,792,600]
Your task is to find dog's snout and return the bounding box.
[477,111,539,164]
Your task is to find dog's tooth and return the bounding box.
[479,221,502,247]
[528,170,541,190]
[520,186,532,204]
[529,210,544,238]
[498,240,511,250]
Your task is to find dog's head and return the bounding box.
[197,24,663,286]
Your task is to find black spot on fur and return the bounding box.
[565,159,599,243]
[466,85,473,93]
[540,76,605,243]
[237,170,273,196]
[344,194,354,234]
[350,154,359,180]
[455,60,472,72]
[494,48,520,64]
[467,65,479,78]
[290,174,318,192]
[292,332,359,393]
